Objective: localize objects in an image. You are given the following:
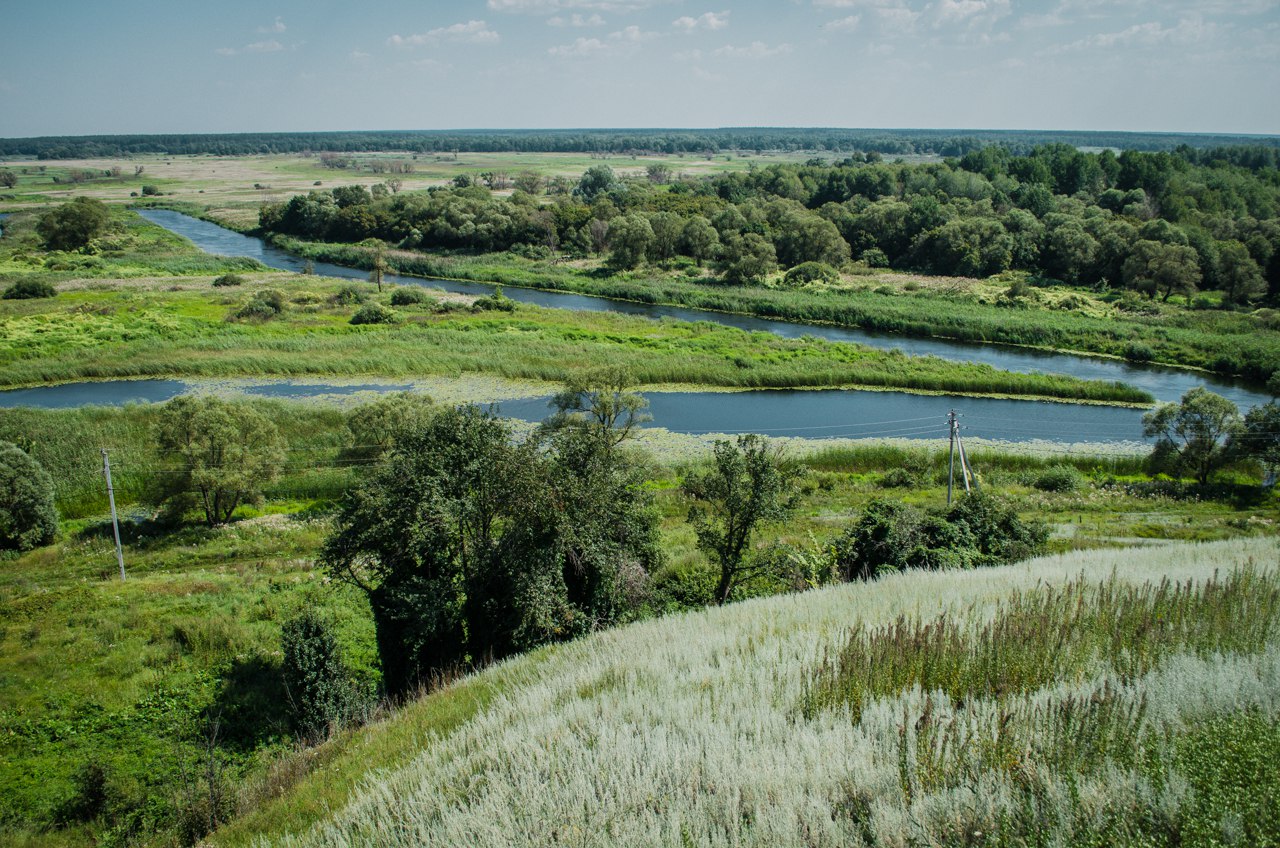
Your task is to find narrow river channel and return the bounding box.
[1,210,1270,446]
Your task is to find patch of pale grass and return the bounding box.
[255,537,1280,847]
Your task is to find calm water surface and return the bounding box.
[136,209,1271,409]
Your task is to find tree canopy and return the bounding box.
[1142,388,1241,484]
[0,441,58,551]
[154,397,287,526]
[35,197,111,252]
[682,435,803,604]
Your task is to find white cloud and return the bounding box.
[548,13,605,26]
[673,11,730,31]
[812,0,899,7]
[1061,15,1214,50]
[257,16,286,34]
[825,14,862,31]
[388,20,500,47]
[548,36,610,56]
[350,50,370,60]
[611,24,656,41]
[548,25,654,57]
[932,0,1011,29]
[489,0,670,12]
[712,41,794,58]
[217,38,287,56]
[876,7,920,31]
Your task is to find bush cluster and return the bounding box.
[389,286,428,306]
[2,278,56,299]
[233,289,285,321]
[831,492,1047,581]
[0,441,58,551]
[350,302,397,325]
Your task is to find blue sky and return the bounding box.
[2,0,1277,136]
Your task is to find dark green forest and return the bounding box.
[3,128,1278,160]
[259,144,1280,311]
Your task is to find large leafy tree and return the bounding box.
[1123,239,1202,303]
[1216,240,1266,306]
[683,435,803,604]
[323,402,660,695]
[1229,401,1280,485]
[323,406,528,694]
[606,214,654,270]
[1142,388,1240,484]
[544,366,650,450]
[155,397,286,526]
[36,197,111,251]
[0,441,58,551]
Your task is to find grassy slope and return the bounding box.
[214,537,1280,847]
[2,401,1277,845]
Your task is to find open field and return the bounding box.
[0,150,823,228]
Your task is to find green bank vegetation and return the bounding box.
[0,209,1149,403]
[246,143,1280,381]
[2,388,1279,846]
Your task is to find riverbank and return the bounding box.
[264,232,1280,384]
[0,268,1154,404]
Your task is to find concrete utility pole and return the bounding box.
[101,449,126,581]
[947,410,959,506]
[947,410,981,505]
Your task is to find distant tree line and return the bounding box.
[260,144,1280,316]
[2,128,1277,160]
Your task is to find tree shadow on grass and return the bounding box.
[206,655,290,752]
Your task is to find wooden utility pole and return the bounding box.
[101,449,126,581]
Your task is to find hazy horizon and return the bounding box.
[2,0,1278,138]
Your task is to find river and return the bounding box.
[0,210,1270,446]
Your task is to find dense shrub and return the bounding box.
[832,492,1046,581]
[0,441,59,551]
[233,289,285,321]
[350,303,397,325]
[281,611,359,739]
[471,286,516,312]
[2,278,57,299]
[1122,341,1156,362]
[36,197,111,251]
[211,273,245,287]
[389,287,428,306]
[332,285,366,306]
[783,261,840,287]
[1033,464,1087,492]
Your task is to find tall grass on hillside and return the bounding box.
[802,568,1280,721]
[237,539,1280,848]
